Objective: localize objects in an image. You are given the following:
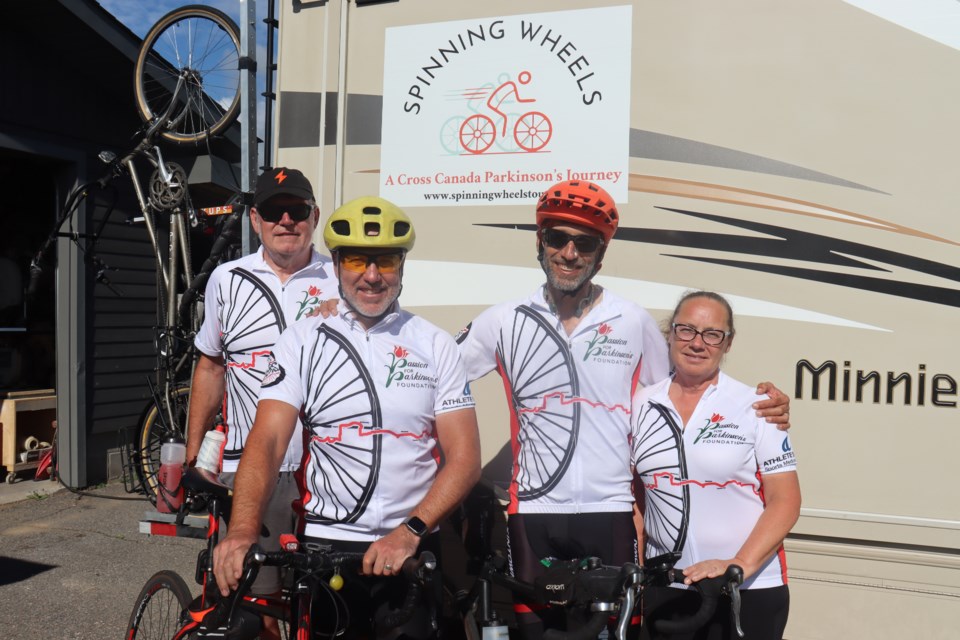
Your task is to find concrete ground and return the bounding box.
[0,478,198,639]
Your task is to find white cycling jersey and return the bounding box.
[457,286,669,515]
[194,247,334,472]
[631,372,798,589]
[259,302,476,541]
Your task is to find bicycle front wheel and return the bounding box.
[127,570,193,640]
[137,384,191,505]
[134,5,241,145]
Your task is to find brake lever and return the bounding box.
[724,566,745,638]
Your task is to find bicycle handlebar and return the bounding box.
[374,552,438,630]
[201,543,436,639]
[653,565,745,638]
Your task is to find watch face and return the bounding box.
[405,516,428,537]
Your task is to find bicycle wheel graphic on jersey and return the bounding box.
[221,268,285,460]
[633,402,690,555]
[134,5,241,144]
[301,327,383,524]
[499,306,580,500]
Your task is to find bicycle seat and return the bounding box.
[182,467,232,503]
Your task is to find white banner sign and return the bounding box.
[380,6,632,206]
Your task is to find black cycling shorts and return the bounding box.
[640,583,789,640]
[506,511,638,624]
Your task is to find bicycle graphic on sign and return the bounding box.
[440,71,553,155]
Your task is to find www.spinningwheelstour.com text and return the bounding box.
[423,189,542,202]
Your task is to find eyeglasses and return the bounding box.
[338,252,404,274]
[671,323,730,346]
[541,228,604,254]
[256,202,314,223]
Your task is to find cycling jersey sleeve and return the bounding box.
[258,323,307,411]
[754,399,798,475]
[455,305,502,383]
[638,311,670,386]
[433,331,476,415]
[194,265,225,357]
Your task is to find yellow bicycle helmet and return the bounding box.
[323,196,416,252]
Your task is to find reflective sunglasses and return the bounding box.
[541,227,604,253]
[256,202,314,223]
[338,251,404,274]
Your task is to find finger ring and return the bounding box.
[384,564,392,571]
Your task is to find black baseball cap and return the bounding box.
[253,167,314,204]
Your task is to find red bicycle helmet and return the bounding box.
[536,180,619,243]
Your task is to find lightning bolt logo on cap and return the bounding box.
[275,169,287,184]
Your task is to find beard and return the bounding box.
[539,251,594,294]
[339,284,401,320]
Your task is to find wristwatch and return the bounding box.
[403,516,429,538]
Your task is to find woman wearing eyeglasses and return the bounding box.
[632,291,801,640]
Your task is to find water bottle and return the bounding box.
[482,617,509,640]
[157,437,186,513]
[195,429,226,474]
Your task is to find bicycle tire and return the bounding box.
[127,570,193,640]
[133,5,241,145]
[137,384,192,505]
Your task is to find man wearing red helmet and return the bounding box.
[455,180,790,639]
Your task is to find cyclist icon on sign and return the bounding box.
[454,71,553,155]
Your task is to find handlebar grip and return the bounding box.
[654,565,743,636]
[543,608,609,640]
[374,552,437,631]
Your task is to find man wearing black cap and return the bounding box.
[185,167,332,640]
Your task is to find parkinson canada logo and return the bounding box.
[261,354,285,388]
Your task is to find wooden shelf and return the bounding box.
[1,389,56,480]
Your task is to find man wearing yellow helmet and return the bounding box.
[214,197,481,640]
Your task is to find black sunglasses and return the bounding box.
[256,202,314,223]
[541,227,604,253]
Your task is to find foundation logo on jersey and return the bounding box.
[296,285,324,320]
[693,413,747,445]
[583,323,634,364]
[261,353,285,388]
[386,345,410,387]
[385,346,440,389]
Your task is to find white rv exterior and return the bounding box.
[271,1,960,637]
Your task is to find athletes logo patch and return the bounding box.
[262,353,286,387]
